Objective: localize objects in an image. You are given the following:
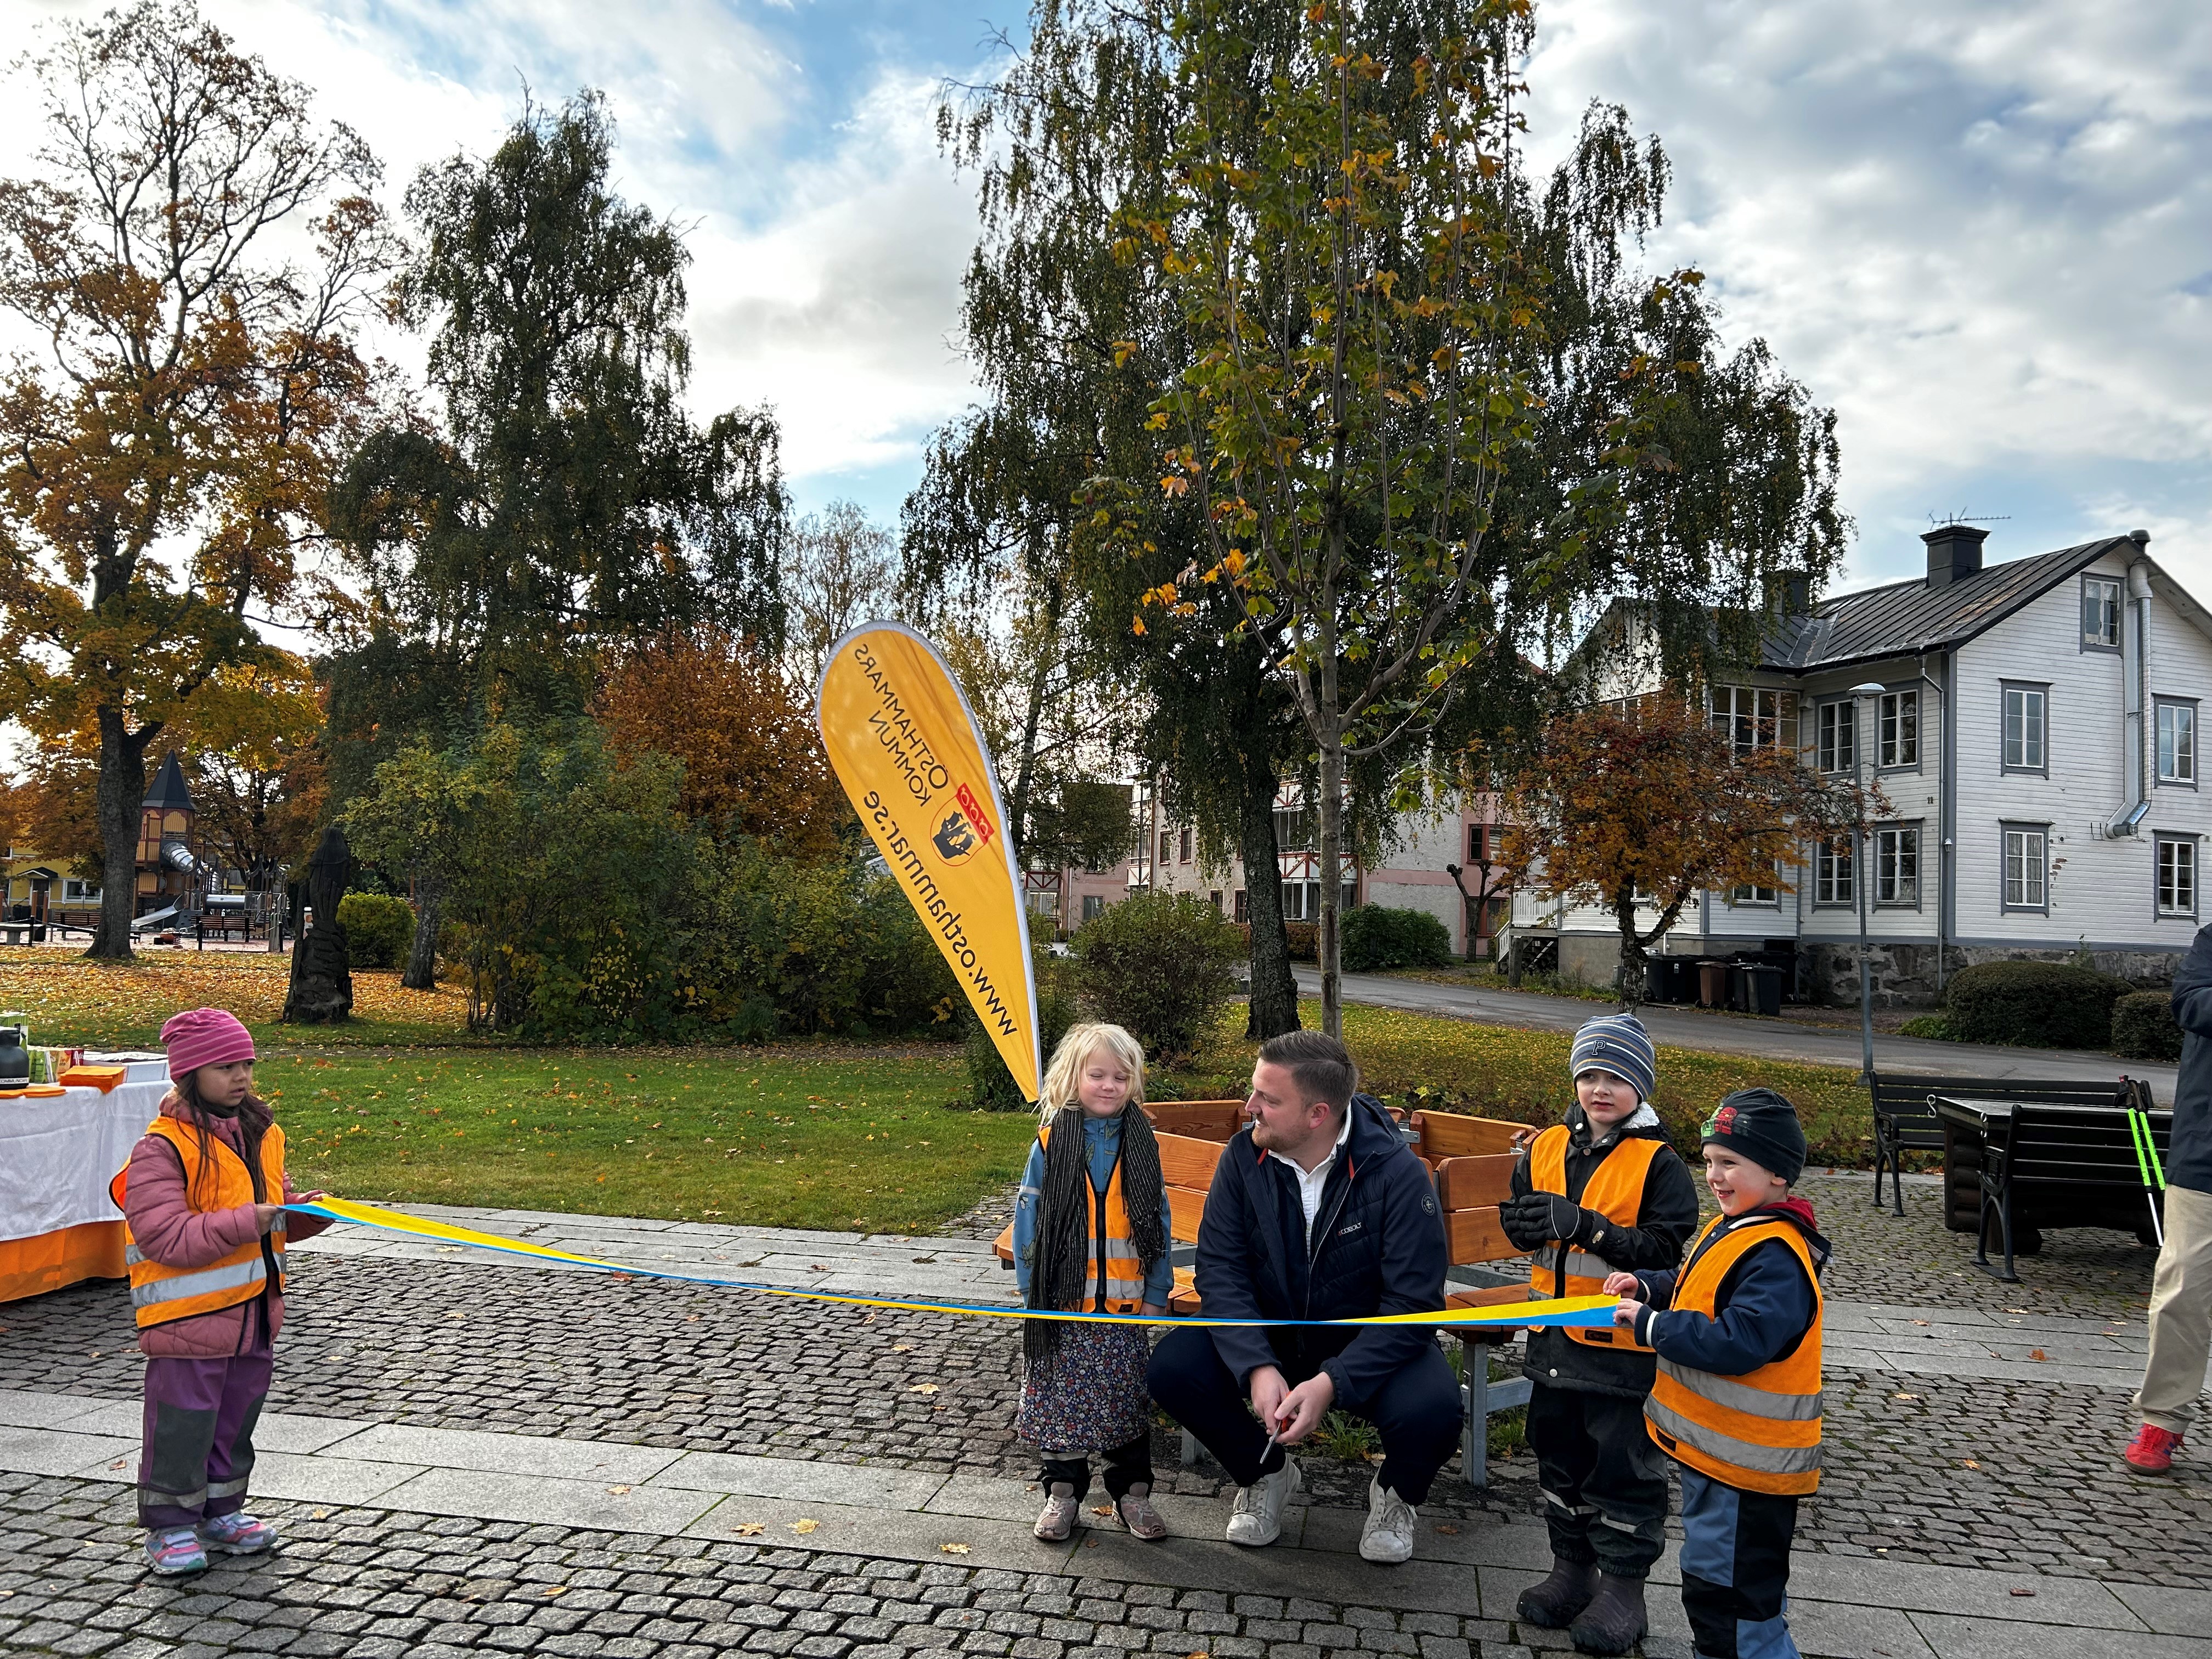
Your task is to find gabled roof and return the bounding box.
[143,753,194,812]
[1763,535,2137,674]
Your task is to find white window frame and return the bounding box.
[63,878,102,902]
[1816,701,1856,774]
[1874,824,1921,908]
[2081,575,2122,653]
[1878,689,1918,770]
[2158,836,2198,919]
[2001,684,2049,776]
[1729,871,1780,906]
[2002,823,2050,913]
[1709,686,1800,755]
[2156,698,2197,788]
[1813,838,1854,906]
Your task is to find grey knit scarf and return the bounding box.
[1024,1106,1167,1363]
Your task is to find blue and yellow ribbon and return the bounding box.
[287,1197,1616,1330]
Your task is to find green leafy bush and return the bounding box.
[1943,960,2129,1050]
[2111,990,2183,1060]
[1072,890,1245,1059]
[1282,921,1317,961]
[964,951,1080,1111]
[1898,1013,1954,1041]
[336,891,415,970]
[1341,904,1453,971]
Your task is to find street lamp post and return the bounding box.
[1850,682,1885,1080]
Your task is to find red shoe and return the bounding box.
[2124,1424,2183,1473]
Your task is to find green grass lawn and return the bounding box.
[265,1043,1026,1234]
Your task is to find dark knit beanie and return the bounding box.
[1569,1012,1657,1104]
[1701,1087,1807,1184]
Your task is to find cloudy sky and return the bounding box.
[3,0,2207,599]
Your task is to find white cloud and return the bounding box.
[1522,0,2212,591]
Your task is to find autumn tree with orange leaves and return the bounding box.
[596,628,847,863]
[1498,693,1878,1006]
[0,2,396,958]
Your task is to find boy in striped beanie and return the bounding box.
[1498,1012,1699,1655]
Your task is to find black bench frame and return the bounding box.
[1958,1083,2172,1283]
[1867,1073,2144,1216]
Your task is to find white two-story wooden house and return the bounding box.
[1517,524,2212,1004]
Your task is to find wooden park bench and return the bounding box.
[1932,1085,2174,1282]
[1868,1072,2150,1222]
[990,1102,1537,1487]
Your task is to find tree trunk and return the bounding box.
[88,706,148,961]
[403,882,443,990]
[1317,733,1346,1038]
[1615,890,1645,1011]
[1239,752,1299,1040]
[1005,572,1064,859]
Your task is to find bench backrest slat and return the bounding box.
[1411,1109,1527,1160]
[1144,1099,1246,1141]
[1435,1153,1518,1211]
[1446,1207,1517,1265]
[1156,1132,1224,1192]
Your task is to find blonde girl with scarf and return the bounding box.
[1011,1022,1174,1542]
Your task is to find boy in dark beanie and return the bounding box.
[1606,1088,1832,1659]
[1499,1013,1699,1656]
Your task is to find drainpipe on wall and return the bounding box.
[1940,648,1957,985]
[2105,534,2155,839]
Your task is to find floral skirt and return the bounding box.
[1015,1321,1154,1453]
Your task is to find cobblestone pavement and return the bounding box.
[0,1477,1543,1659]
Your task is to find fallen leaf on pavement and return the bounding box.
[894,1343,915,1352]
[910,1383,939,1394]
[791,1519,819,1534]
[2010,1588,2035,1597]
[1960,1459,1980,1470]
[1432,1523,1460,1536]
[2029,1348,2046,1361]
[941,1543,971,1554]
[607,1485,631,1495]
[733,1522,765,1537]
[541,1587,565,1597]
[1090,1506,1115,1517]
[1893,1393,1921,1402]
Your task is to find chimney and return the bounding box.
[1922,523,1988,589]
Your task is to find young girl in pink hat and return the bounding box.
[112,1007,331,1576]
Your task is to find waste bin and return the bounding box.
[1644,958,1671,1005]
[1743,962,1784,1017]
[1725,962,1751,1012]
[1661,956,1697,1005]
[1696,959,1729,1008]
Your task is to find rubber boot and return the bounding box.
[1568,1573,1648,1657]
[1515,1556,1598,1628]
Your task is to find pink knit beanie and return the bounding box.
[161,1007,256,1080]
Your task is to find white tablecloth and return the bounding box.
[0,1079,174,1242]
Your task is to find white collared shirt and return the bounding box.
[1280,1107,1355,1232]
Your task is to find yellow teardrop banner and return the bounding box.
[816,622,1041,1102]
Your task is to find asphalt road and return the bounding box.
[1294,966,2181,1101]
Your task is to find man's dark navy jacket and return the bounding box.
[1193,1092,1447,1410]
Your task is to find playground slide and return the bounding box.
[129,905,180,933]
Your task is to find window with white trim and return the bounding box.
[2002,825,2049,911]
[2158,838,2197,918]
[1730,870,1779,905]
[1875,826,1919,906]
[1814,839,1854,905]
[1816,702,1855,773]
[2082,575,2121,651]
[1709,686,1800,755]
[2002,685,2047,773]
[63,878,101,901]
[2157,699,2196,786]
[1879,690,1918,768]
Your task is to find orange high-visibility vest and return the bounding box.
[1528,1124,1663,1351]
[1643,1211,1824,1495]
[109,1116,289,1330]
[1036,1119,1149,1313]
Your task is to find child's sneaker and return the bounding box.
[145,1528,207,1576]
[197,1511,278,1554]
[2124,1424,2183,1474]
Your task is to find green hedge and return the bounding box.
[1341,904,1453,971]
[2112,990,2183,1060]
[336,891,415,970]
[1943,960,2130,1049]
[1072,890,1245,1060]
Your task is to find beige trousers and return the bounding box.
[2136,1182,2212,1435]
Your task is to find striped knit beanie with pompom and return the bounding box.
[1568,1012,1656,1105]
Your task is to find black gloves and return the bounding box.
[1499,1191,1599,1252]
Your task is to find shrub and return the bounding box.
[2112,990,2183,1061]
[1282,921,1318,961]
[1071,890,1245,1059]
[336,891,414,970]
[1341,904,1453,972]
[1943,960,2129,1049]
[1898,1013,1955,1041]
[964,952,1080,1111]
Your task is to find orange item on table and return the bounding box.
[0,1220,127,1302]
[58,1065,128,1093]
[0,1085,67,1099]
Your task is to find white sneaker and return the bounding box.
[1359,1474,1416,1564]
[1225,1455,1301,1546]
